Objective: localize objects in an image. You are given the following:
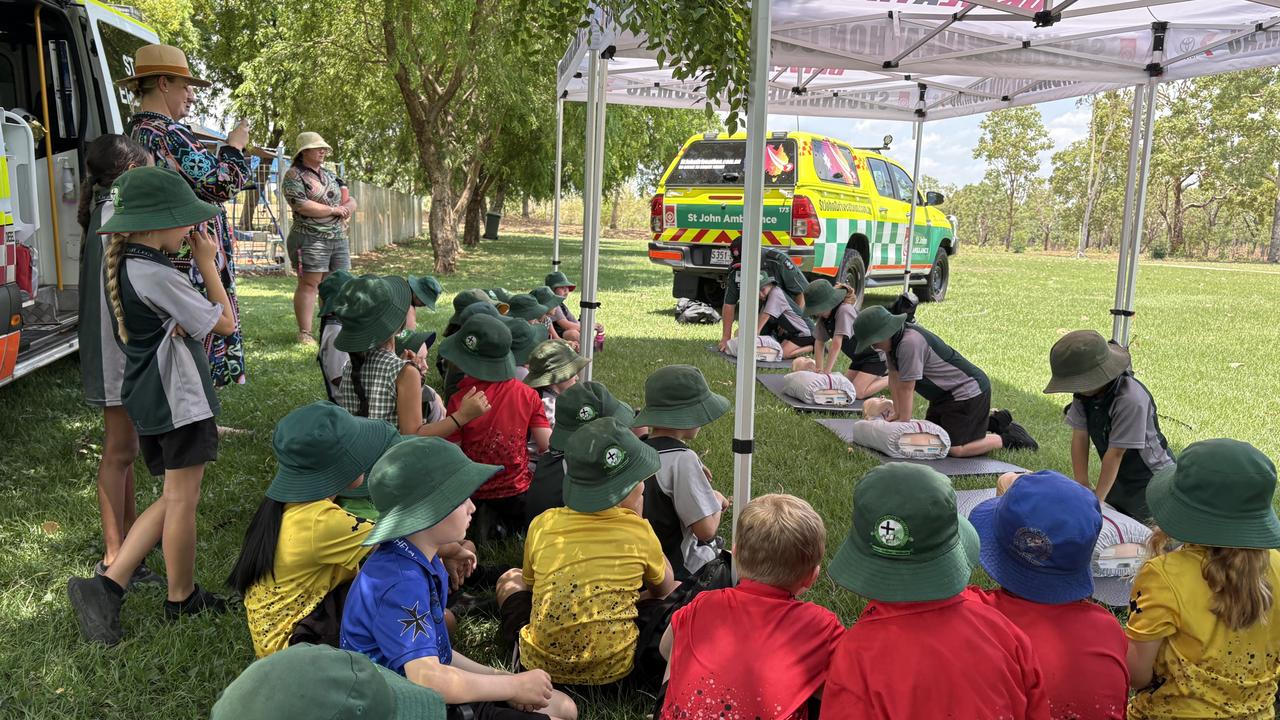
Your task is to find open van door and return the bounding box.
[82,0,159,133]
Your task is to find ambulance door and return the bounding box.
[82,1,160,133]
[865,157,906,272]
[887,162,931,274]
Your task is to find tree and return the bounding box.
[947,179,1006,248]
[1075,92,1129,256]
[973,106,1052,249]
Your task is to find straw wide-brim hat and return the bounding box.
[296,131,332,154]
[116,44,211,88]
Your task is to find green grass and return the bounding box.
[2,232,1278,718]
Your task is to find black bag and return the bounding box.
[633,550,735,687]
[889,291,919,322]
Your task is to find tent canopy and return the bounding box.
[560,0,1280,121]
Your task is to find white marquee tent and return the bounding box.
[554,0,1280,527]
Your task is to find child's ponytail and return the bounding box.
[1203,546,1273,630]
[104,233,130,343]
[227,498,287,594]
[349,350,371,417]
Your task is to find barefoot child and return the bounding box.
[802,279,887,399]
[75,134,163,588]
[635,365,732,580]
[340,437,578,720]
[1044,330,1173,521]
[1125,439,1280,719]
[67,166,237,644]
[659,494,844,719]
[229,402,398,657]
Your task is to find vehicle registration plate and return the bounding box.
[710,247,732,266]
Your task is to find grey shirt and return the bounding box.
[761,286,812,339]
[1066,375,1174,473]
[652,445,721,575]
[815,303,856,343]
[888,327,982,402]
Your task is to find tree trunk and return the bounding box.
[522,195,531,218]
[608,188,621,230]
[1170,179,1185,256]
[1269,182,1280,263]
[428,186,461,273]
[463,190,484,248]
[492,181,508,214]
[1004,185,1015,249]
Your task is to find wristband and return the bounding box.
[450,415,462,430]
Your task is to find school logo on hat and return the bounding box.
[578,406,597,422]
[464,335,478,351]
[872,515,912,556]
[110,185,122,208]
[1012,527,1054,566]
[604,446,626,468]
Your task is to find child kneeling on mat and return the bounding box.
[340,437,578,720]
[1126,439,1280,719]
[658,494,844,719]
[229,401,400,657]
[822,463,1050,718]
[636,365,732,581]
[967,470,1130,719]
[803,279,888,399]
[757,273,815,359]
[496,417,679,688]
[67,166,237,645]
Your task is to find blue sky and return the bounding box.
[767,97,1088,188]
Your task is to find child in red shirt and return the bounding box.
[822,463,1051,720]
[659,494,844,720]
[967,470,1129,719]
[440,314,550,539]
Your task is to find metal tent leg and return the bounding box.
[578,52,607,381]
[1111,84,1145,345]
[552,98,564,271]
[731,0,772,534]
[902,118,925,293]
[1119,82,1158,346]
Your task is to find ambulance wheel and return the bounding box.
[918,252,949,302]
[838,251,867,307]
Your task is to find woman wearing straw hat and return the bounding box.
[283,132,358,344]
[123,44,251,387]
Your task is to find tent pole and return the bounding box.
[1111,84,1144,345]
[552,97,564,271]
[902,118,925,293]
[732,0,771,535]
[1120,81,1158,346]
[578,51,608,382]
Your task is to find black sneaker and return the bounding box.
[67,576,123,645]
[95,561,167,591]
[1000,422,1040,452]
[163,585,228,621]
[988,409,1013,434]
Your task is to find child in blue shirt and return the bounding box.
[341,437,578,720]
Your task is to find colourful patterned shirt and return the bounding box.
[282,164,348,241]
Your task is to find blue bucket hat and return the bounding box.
[969,470,1102,604]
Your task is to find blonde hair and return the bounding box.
[1148,528,1274,631]
[791,356,817,372]
[735,494,826,589]
[104,233,132,343]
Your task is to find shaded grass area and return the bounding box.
[1,232,1277,718]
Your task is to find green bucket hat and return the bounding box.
[829,463,980,603]
[545,272,576,291]
[97,166,219,234]
[523,340,590,388]
[803,279,844,318]
[632,365,730,430]
[531,286,566,310]
[1043,330,1132,394]
[394,328,435,357]
[437,314,517,382]
[266,402,400,503]
[407,275,444,311]
[317,269,355,317]
[550,381,635,452]
[363,437,502,545]
[1147,439,1280,549]
[448,289,507,327]
[458,301,501,324]
[338,432,408,500]
[333,275,412,352]
[507,293,551,321]
[563,416,660,513]
[487,287,513,304]
[501,316,548,366]
[852,305,908,354]
[210,643,446,720]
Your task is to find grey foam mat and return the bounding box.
[815,418,1030,476]
[757,373,864,413]
[706,344,794,370]
[953,488,1137,608]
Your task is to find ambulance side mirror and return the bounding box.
[924,191,945,207]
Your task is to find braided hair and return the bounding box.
[77,135,150,230]
[103,233,132,343]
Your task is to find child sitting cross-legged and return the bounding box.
[821,463,1050,719]
[523,340,589,426]
[340,437,578,720]
[635,365,732,580]
[440,314,551,539]
[966,470,1130,719]
[228,401,399,658]
[496,417,680,689]
[1125,439,1280,719]
[658,494,845,720]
